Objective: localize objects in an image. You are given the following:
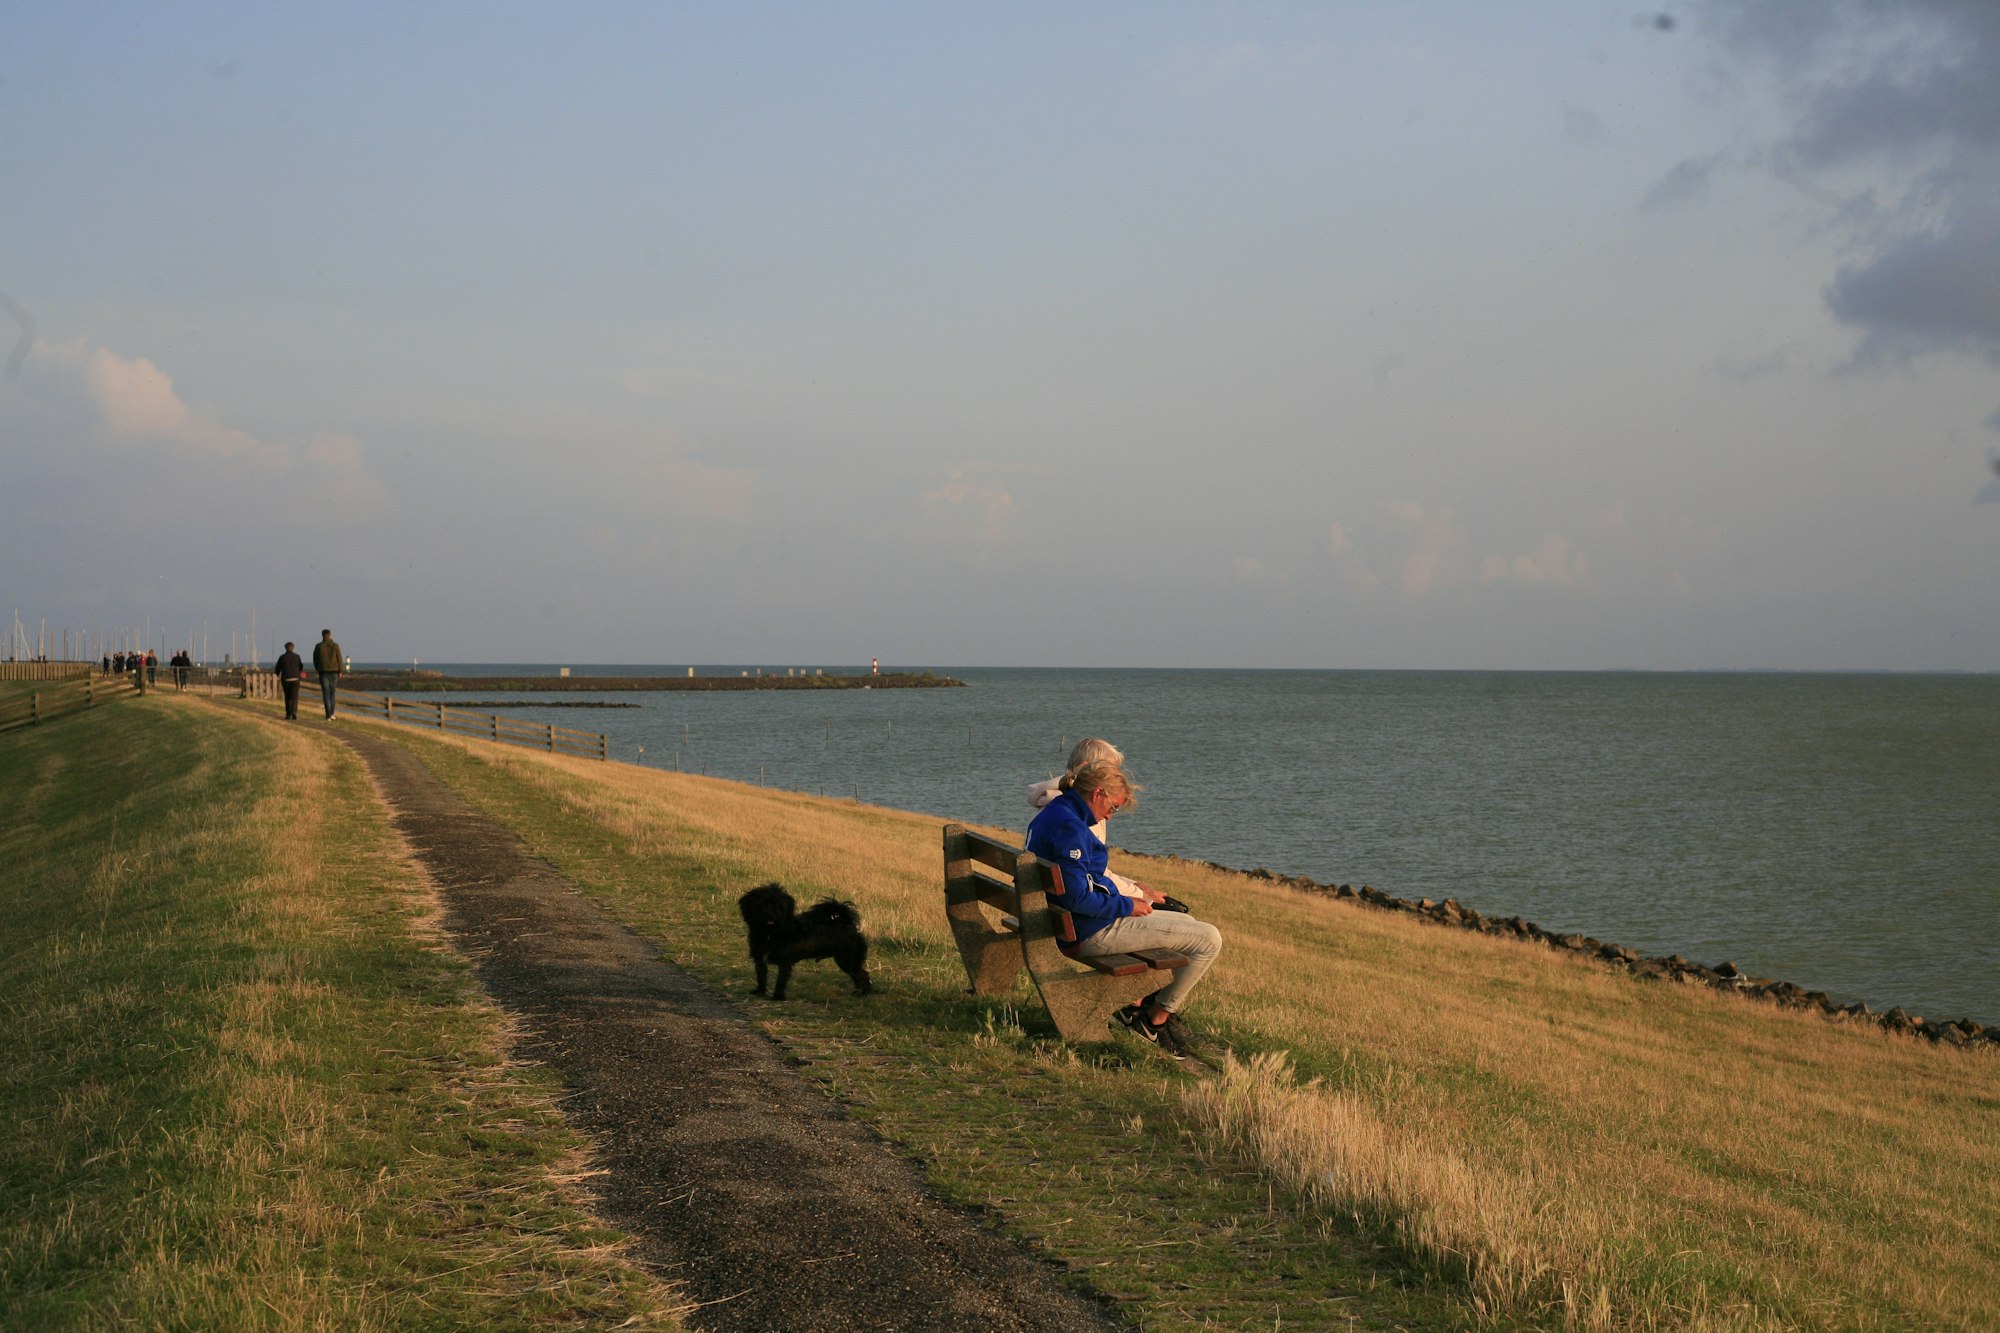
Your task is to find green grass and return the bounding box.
[17,689,1997,1330]
[348,724,1467,1330]
[345,718,2000,1331]
[0,694,685,1328]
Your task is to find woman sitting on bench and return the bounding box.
[1025,758,1222,1053]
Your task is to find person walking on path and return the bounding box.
[274,641,306,720]
[313,628,345,719]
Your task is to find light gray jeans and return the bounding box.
[1075,911,1222,1014]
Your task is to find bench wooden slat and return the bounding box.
[1047,902,1077,943]
[958,833,1020,875]
[1128,948,1191,970]
[968,879,1019,916]
[1077,952,1152,977]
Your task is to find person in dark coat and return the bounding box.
[273,642,307,720]
[312,629,345,719]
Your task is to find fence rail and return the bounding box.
[0,673,140,734]
[342,690,609,760]
[235,672,608,761]
[0,661,96,682]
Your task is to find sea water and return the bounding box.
[375,666,2000,1025]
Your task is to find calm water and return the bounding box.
[375,666,2000,1025]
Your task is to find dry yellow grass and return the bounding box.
[349,721,2000,1329]
[2,695,688,1328]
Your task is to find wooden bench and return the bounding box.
[942,823,1189,1043]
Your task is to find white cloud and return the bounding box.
[921,467,1014,544]
[1325,503,1473,597]
[31,340,386,511]
[1382,501,1467,598]
[1481,531,1590,586]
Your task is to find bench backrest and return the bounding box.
[942,824,1034,994]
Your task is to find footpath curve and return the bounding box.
[331,727,1117,1333]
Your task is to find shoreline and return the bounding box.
[1155,852,1997,1049]
[337,671,963,692]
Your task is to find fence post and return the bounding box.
[385,696,396,724]
[598,732,607,761]
[490,715,499,740]
[30,692,38,725]
[434,701,445,730]
[546,723,555,752]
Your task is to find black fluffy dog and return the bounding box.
[737,882,872,1001]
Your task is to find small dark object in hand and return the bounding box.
[1158,895,1191,914]
[738,882,872,1000]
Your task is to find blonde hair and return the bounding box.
[1066,736,1124,772]
[1060,757,1139,810]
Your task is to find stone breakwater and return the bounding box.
[1158,855,1996,1051]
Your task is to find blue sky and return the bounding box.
[5,2,1997,669]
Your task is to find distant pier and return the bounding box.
[337,670,963,693]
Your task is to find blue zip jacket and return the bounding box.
[1024,789,1134,943]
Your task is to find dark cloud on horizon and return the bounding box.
[1706,0,2000,364]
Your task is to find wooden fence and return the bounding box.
[0,673,140,734]
[0,661,96,682]
[237,672,608,761]
[343,690,609,760]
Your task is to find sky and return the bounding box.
[4,1,1997,670]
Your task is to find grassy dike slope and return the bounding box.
[0,687,686,1328]
[9,690,1998,1330]
[348,712,1998,1332]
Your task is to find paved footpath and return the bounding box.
[333,727,1119,1332]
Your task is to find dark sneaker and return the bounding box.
[1156,1013,1198,1056]
[1115,1004,1162,1044]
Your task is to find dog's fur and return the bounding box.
[737,882,872,1000]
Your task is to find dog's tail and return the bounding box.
[800,898,861,930]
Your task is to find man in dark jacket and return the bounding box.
[312,629,345,719]
[274,641,306,720]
